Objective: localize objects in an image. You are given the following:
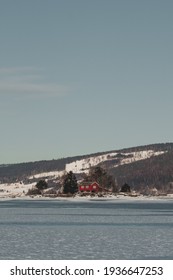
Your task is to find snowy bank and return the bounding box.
[0,181,173,202]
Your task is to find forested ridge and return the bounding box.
[109,150,173,191]
[1,143,173,192]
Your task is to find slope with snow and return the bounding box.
[65,150,166,174]
[114,150,165,167]
[29,170,64,180]
[24,149,167,181]
[65,152,117,173]
[0,182,33,198]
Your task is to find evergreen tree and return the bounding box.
[63,171,78,194]
[36,180,48,190]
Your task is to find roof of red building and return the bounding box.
[79,181,99,186]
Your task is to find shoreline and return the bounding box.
[0,182,173,202]
[0,193,173,202]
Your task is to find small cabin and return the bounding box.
[79,182,101,193]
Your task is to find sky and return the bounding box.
[0,0,173,164]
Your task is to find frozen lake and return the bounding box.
[0,199,173,259]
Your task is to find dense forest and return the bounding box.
[108,151,173,192]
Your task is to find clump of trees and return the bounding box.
[63,171,78,194]
[27,180,48,196]
[82,166,118,192]
[36,180,48,190]
[27,187,41,196]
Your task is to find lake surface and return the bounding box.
[0,199,173,259]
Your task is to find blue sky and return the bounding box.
[0,0,173,164]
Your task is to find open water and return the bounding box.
[0,199,173,259]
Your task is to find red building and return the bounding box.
[79,182,101,193]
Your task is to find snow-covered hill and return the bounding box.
[66,150,165,173]
[29,149,166,179]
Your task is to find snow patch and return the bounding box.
[65,153,118,173]
[115,150,165,167]
[0,182,34,198]
[29,170,64,179]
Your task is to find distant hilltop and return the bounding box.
[1,143,173,193]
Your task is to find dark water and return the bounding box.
[0,199,173,259]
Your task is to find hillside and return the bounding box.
[0,143,173,192]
